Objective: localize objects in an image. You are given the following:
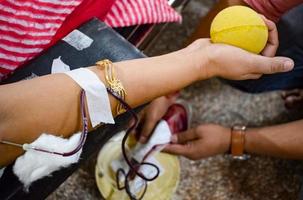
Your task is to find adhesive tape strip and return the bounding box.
[65,68,114,127]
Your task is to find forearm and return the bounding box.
[0,37,293,165]
[114,49,204,107]
[245,120,303,159]
[0,48,204,166]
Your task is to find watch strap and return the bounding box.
[231,125,250,160]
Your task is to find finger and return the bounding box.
[163,144,195,158]
[249,55,294,74]
[281,89,301,99]
[260,15,278,57]
[129,111,144,139]
[138,114,160,144]
[163,141,200,160]
[128,118,136,129]
[163,144,188,155]
[129,128,137,138]
[131,110,146,139]
[286,95,303,104]
[176,128,198,144]
[285,95,303,109]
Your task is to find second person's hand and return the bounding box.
[163,124,230,160]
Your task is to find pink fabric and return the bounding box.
[104,0,181,27]
[244,0,303,22]
[0,0,83,80]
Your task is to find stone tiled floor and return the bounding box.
[48,1,303,199]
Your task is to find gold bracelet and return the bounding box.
[96,59,126,115]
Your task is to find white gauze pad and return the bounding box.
[111,120,172,185]
[13,133,82,189]
[65,68,114,127]
[132,120,172,161]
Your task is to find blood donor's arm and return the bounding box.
[0,39,293,166]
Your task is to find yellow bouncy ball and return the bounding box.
[210,6,268,54]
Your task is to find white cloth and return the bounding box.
[132,120,171,161]
[65,68,114,127]
[13,133,82,189]
[111,120,172,193]
[112,120,172,172]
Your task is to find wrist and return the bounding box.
[244,127,259,154]
[179,41,215,81]
[195,49,216,80]
[222,127,232,153]
[172,48,202,82]
[202,44,225,79]
[210,125,231,154]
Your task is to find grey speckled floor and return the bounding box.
[48,1,303,200]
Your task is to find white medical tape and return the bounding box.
[65,68,114,127]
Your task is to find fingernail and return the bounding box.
[139,136,146,143]
[170,135,178,143]
[283,60,294,71]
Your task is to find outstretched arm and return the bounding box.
[165,120,303,160]
[245,120,303,159]
[0,39,293,166]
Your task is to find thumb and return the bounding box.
[250,55,294,74]
[163,142,201,160]
[163,144,191,156]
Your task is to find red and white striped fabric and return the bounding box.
[104,0,181,27]
[0,0,181,81]
[0,0,82,80]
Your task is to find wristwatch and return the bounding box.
[230,125,250,160]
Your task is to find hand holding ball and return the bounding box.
[210,6,268,54]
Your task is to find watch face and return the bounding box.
[233,154,251,161]
[232,125,246,131]
[225,154,250,161]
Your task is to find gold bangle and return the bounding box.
[96,59,126,115]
